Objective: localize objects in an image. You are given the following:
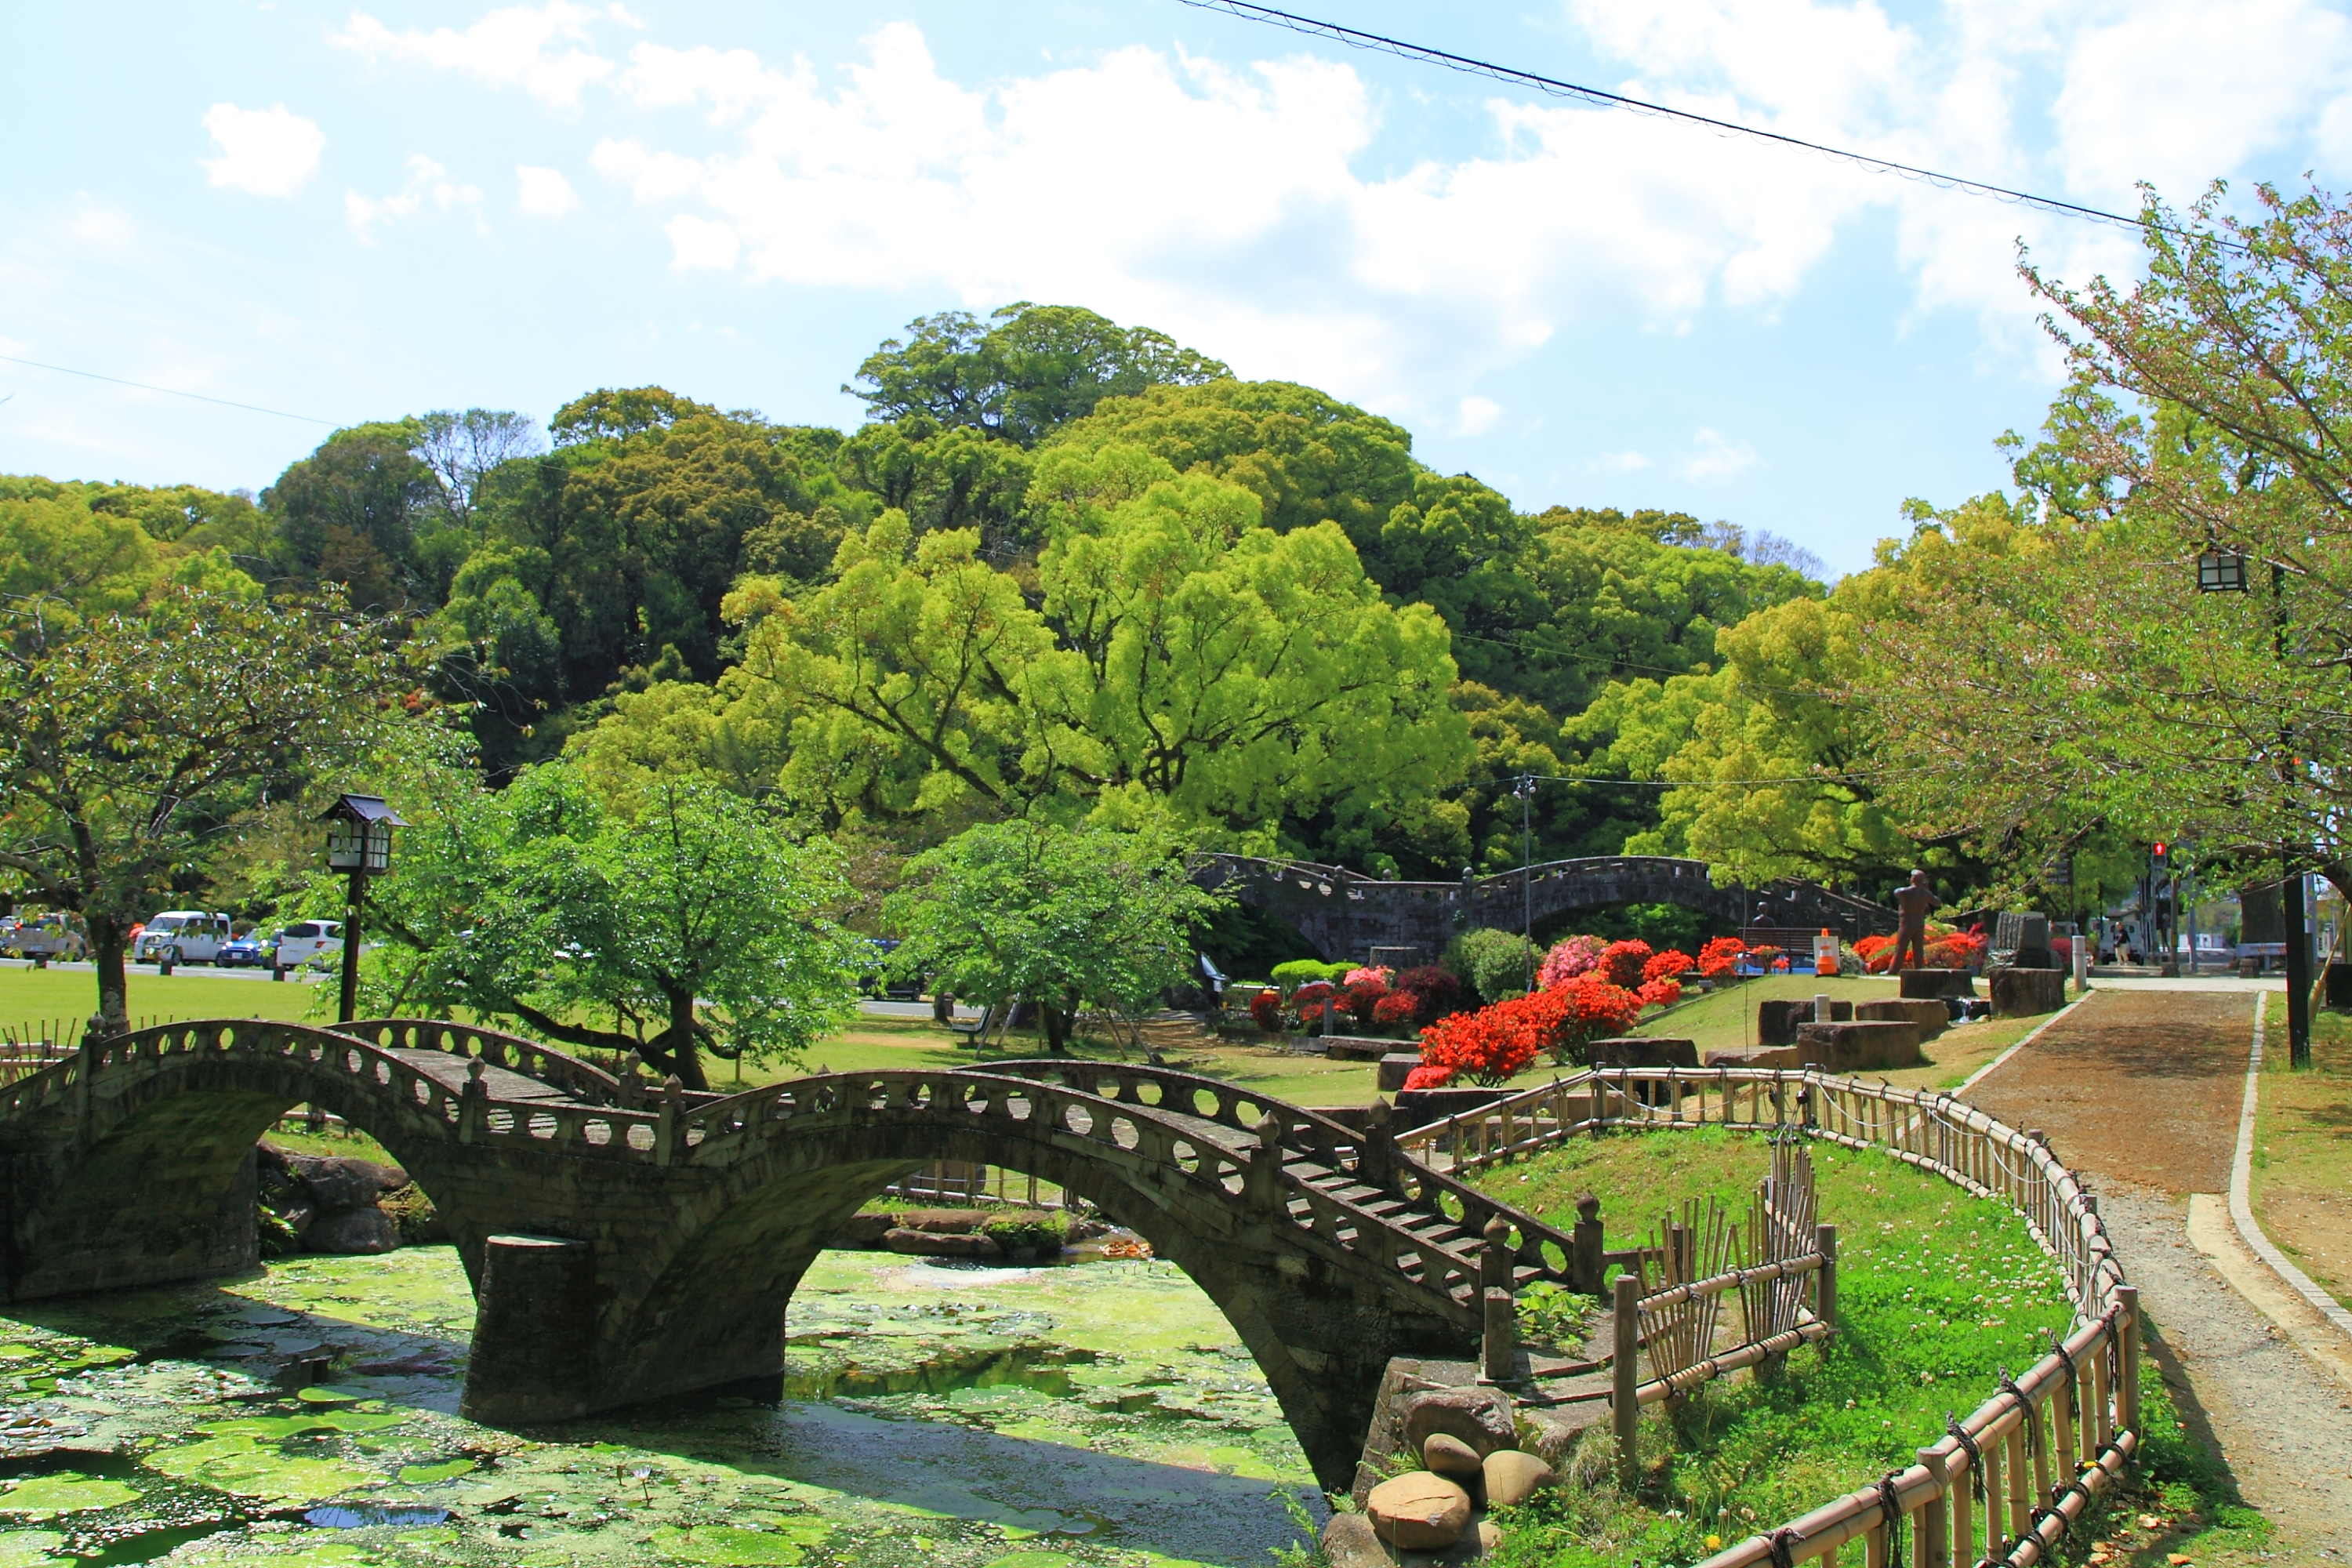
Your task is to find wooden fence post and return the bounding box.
[1917,1446,1951,1567]
[1613,1272,1639,1491]
[2116,1283,2141,1436]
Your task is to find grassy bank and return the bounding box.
[2252,1007,2352,1310]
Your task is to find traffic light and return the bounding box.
[2152,841,2169,863]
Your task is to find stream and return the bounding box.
[0,1247,1328,1568]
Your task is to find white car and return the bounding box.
[274,920,345,971]
[135,911,235,965]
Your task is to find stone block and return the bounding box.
[1855,998,1948,1037]
[1396,1086,1511,1127]
[884,1227,1000,1258]
[1792,1020,1925,1072]
[1898,967,1976,999]
[1702,1046,1801,1069]
[1321,1035,1396,1062]
[1378,1053,1422,1093]
[833,1212,897,1246]
[1585,1036,1697,1068]
[461,1235,596,1424]
[1399,1385,1517,1458]
[1986,966,2066,1018]
[1757,998,1849,1045]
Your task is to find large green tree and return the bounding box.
[883,821,1225,1053]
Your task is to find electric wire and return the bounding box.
[0,354,335,426]
[1178,0,2245,249]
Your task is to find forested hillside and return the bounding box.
[2,303,1851,893]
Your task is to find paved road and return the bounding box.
[1967,989,2352,1558]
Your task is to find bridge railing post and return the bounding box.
[457,1058,485,1144]
[1571,1192,1606,1294]
[1247,1112,1284,1209]
[1359,1099,1396,1194]
[1480,1216,1518,1383]
[655,1076,683,1167]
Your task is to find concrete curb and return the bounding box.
[2230,993,2352,1344]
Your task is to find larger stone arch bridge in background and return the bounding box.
[1192,853,1899,964]
[0,1018,1587,1488]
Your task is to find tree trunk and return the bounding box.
[88,913,129,1036]
[1041,1000,1070,1055]
[659,988,709,1091]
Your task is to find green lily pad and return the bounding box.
[144,1437,379,1501]
[0,1475,139,1516]
[983,1555,1077,1568]
[648,1521,831,1564]
[294,1386,371,1405]
[394,1459,474,1486]
[0,1530,69,1566]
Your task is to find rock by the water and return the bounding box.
[834,1213,898,1246]
[1401,1386,1517,1458]
[285,1154,406,1213]
[1321,1512,1389,1568]
[1421,1432,1483,1480]
[1366,1472,1471,1551]
[1481,1448,1553,1506]
[307,1204,397,1254]
[883,1228,1000,1258]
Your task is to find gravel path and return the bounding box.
[1968,989,2352,1557]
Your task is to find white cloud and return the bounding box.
[346,156,485,240]
[1594,449,1653,473]
[516,165,579,216]
[1457,396,1502,436]
[336,2,615,107]
[199,103,325,197]
[665,213,739,270]
[1684,427,1757,481]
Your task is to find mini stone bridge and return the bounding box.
[0,1018,1580,1486]
[1195,852,1899,963]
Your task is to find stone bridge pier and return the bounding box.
[0,1024,1559,1490]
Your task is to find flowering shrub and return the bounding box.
[1748,946,1784,971]
[1293,980,1334,1007]
[1637,976,1683,1010]
[1249,988,1281,1032]
[1925,932,1988,969]
[1395,965,1463,1024]
[1401,1063,1454,1091]
[1856,934,1896,972]
[1342,976,1390,1028]
[1344,965,1395,989]
[1548,975,1645,1063]
[1536,935,1606,989]
[1418,1005,1541,1086]
[1599,938,1653,990]
[1642,949,1693,985]
[1696,936,1747,978]
[1372,993,1419,1028]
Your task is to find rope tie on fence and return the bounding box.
[1946,1414,1987,1501]
[1766,1525,1806,1568]
[2044,1326,2076,1387]
[1997,1368,2039,1458]
[1874,1472,1905,1562]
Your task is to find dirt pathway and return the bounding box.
[1968,988,2352,1556]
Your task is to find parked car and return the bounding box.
[135,911,235,966]
[3,916,85,962]
[273,920,345,971]
[216,931,279,968]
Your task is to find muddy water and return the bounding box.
[0,1248,1326,1568]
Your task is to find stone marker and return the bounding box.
[1366,1472,1472,1550]
[1758,998,1850,1044]
[1986,965,2065,1018]
[1421,1432,1483,1479]
[1897,967,1976,1000]
[1585,1036,1698,1068]
[1855,998,1948,1037]
[1377,1052,1422,1093]
[1482,1448,1555,1507]
[1791,1019,1925,1072]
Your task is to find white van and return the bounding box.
[135,912,234,965]
[274,920,345,971]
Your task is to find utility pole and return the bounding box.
[1519,775,1535,991]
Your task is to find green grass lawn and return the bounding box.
[0,964,331,1045]
[2252,1007,2352,1309]
[1465,1128,2265,1566]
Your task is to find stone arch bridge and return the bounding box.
[1194,853,1899,964]
[0,1018,1580,1486]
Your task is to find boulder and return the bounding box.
[1482,1448,1553,1507]
[1585,1036,1697,1068]
[1702,1047,1800,1069]
[1986,966,2066,1018]
[883,1227,1000,1258]
[307,1205,397,1254]
[1758,999,1850,1046]
[834,1213,898,1246]
[1792,1020,1925,1072]
[1365,1472,1472,1551]
[1322,1512,1389,1568]
[285,1154,406,1214]
[1897,967,1976,1000]
[1421,1432,1483,1480]
[1855,998,1948,1037]
[1400,1386,1517,1458]
[891,1208,989,1233]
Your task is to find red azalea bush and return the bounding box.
[1342,975,1390,1028]
[1372,993,1418,1028]
[1856,934,1897,972]
[1599,938,1653,989]
[1396,966,1463,1024]
[1637,976,1682,1010]
[1925,931,1988,969]
[1642,949,1693,985]
[1344,965,1394,989]
[1696,936,1748,978]
[1401,1063,1454,1091]
[1417,1005,1541,1086]
[1249,988,1281,1032]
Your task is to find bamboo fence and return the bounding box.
[1397,1065,2138,1568]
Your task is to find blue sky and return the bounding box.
[7,1,2352,574]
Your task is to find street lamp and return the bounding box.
[2194,546,2310,1066]
[318,793,405,1024]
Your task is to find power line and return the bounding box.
[0,354,335,426]
[1180,0,2229,246]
